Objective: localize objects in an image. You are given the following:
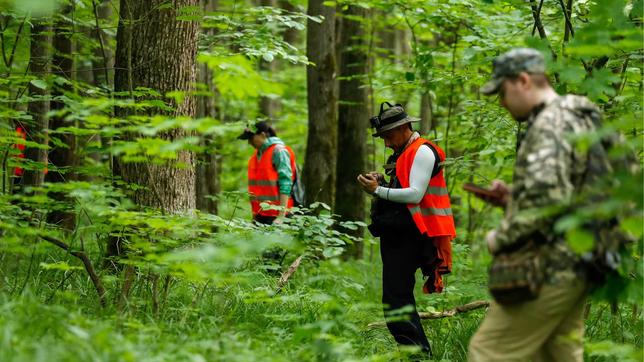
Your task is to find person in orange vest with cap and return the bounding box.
[238,121,297,225]
[357,102,456,358]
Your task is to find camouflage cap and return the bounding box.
[481,48,546,95]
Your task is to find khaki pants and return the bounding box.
[468,279,587,362]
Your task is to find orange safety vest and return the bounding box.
[14,126,26,176]
[396,137,456,294]
[396,137,456,237]
[248,144,296,218]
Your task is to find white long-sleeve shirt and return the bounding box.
[374,145,436,204]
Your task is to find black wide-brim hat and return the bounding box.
[371,104,419,137]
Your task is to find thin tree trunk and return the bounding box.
[195,59,220,214]
[377,10,396,57]
[335,5,369,259]
[562,0,574,43]
[397,28,411,61]
[258,57,280,119]
[304,0,337,208]
[278,0,299,45]
[91,0,113,87]
[195,0,220,215]
[23,21,50,187]
[529,0,559,71]
[419,91,432,136]
[443,25,459,158]
[258,0,281,119]
[530,0,548,40]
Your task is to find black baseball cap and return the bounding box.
[237,121,271,140]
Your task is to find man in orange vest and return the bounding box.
[357,102,456,358]
[238,121,297,225]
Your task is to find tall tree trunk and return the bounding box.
[396,28,412,107]
[46,4,77,230]
[258,59,280,119]
[377,10,396,58]
[23,21,51,187]
[335,5,368,259]
[258,0,280,119]
[278,0,299,45]
[419,91,432,136]
[397,28,411,61]
[82,0,114,173]
[195,0,220,215]
[113,0,198,212]
[91,0,114,88]
[304,0,337,208]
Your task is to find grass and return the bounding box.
[0,227,641,361]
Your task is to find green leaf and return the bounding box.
[29,79,48,90]
[12,0,57,15]
[39,262,83,271]
[621,215,644,239]
[262,52,274,62]
[565,228,595,254]
[559,66,585,85]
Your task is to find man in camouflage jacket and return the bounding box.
[468,48,599,361]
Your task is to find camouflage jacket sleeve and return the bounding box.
[494,111,575,252]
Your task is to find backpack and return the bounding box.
[572,110,636,286]
[291,163,305,207]
[273,144,305,208]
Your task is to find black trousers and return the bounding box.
[380,228,432,356]
[254,214,276,225]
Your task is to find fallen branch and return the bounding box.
[274,254,303,295]
[40,234,106,307]
[367,300,489,329]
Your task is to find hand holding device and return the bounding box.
[463,181,510,208]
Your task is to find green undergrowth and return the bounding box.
[1,225,640,362]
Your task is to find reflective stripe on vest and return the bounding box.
[425,186,449,196]
[396,137,456,237]
[249,180,278,187]
[409,205,453,216]
[248,144,296,217]
[250,195,281,202]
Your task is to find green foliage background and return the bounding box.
[0,0,642,361]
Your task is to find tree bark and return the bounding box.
[419,91,433,136]
[278,0,299,45]
[91,0,114,87]
[195,0,220,214]
[23,21,50,187]
[562,0,574,43]
[46,5,77,230]
[335,5,369,259]
[304,0,337,208]
[113,0,199,213]
[258,0,281,119]
[377,10,396,57]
